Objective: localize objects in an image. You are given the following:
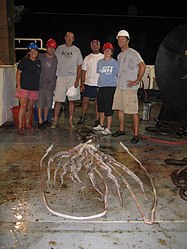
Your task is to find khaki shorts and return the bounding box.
[112,87,139,114]
[54,75,80,102]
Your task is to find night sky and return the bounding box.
[14,0,187,64]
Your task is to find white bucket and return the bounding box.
[142,102,152,121]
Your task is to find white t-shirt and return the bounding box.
[117,48,144,90]
[82,53,104,86]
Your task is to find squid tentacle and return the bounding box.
[40,140,157,224]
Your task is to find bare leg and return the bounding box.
[43,106,49,121]
[18,97,27,129]
[69,100,75,128]
[132,113,139,136]
[117,110,125,131]
[37,107,43,124]
[53,102,61,124]
[106,116,112,130]
[82,96,89,116]
[25,99,35,127]
[99,112,105,126]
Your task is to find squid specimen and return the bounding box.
[40,136,157,224]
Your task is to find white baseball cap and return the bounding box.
[90,40,100,46]
[66,86,78,97]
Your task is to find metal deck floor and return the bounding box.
[0,100,187,249]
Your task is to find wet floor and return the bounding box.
[0,99,187,249]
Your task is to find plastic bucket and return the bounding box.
[11,106,33,127]
[142,101,152,121]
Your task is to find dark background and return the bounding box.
[14,0,187,64]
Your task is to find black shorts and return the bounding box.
[82,85,98,99]
[97,87,116,116]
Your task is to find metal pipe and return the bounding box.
[15,38,44,50]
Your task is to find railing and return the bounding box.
[15,38,44,50]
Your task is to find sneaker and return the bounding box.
[112,130,125,137]
[38,123,46,130]
[51,122,57,129]
[94,119,100,127]
[130,135,139,144]
[17,127,24,135]
[77,115,87,125]
[101,128,111,135]
[93,125,105,131]
[43,120,52,127]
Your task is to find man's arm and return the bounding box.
[74,64,82,87]
[127,61,146,87]
[80,69,86,91]
[136,61,146,84]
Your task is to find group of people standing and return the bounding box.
[15,29,146,144]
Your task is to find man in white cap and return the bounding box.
[112,30,146,143]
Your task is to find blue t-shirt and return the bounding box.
[97,58,119,87]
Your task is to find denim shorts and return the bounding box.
[82,85,98,99]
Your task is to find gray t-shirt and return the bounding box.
[55,44,83,76]
[38,53,58,91]
[117,48,144,90]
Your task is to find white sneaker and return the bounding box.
[101,128,111,135]
[51,122,57,129]
[93,125,105,131]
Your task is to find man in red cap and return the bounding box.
[36,38,58,129]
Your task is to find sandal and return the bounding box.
[130,135,139,144]
[17,128,24,135]
[112,130,125,137]
[38,123,46,130]
[25,124,34,131]
[43,120,52,127]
